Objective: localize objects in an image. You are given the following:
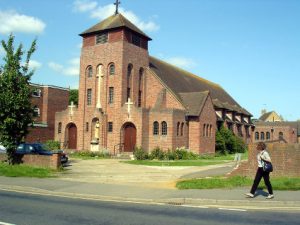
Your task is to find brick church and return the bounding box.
[55,9,253,155]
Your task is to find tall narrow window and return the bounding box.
[109,63,115,75]
[58,122,62,134]
[153,121,159,135]
[255,132,259,140]
[260,132,265,140]
[86,122,89,132]
[266,132,270,140]
[181,122,184,136]
[108,122,113,132]
[108,87,114,104]
[210,125,212,137]
[161,121,168,136]
[87,89,92,105]
[87,66,93,78]
[177,122,180,136]
[203,124,206,137]
[96,32,108,44]
[138,68,143,107]
[127,64,133,101]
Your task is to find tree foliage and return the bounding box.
[215,125,247,154]
[69,89,78,105]
[0,34,36,164]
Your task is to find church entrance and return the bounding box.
[123,122,136,152]
[66,123,77,149]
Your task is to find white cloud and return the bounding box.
[0,10,46,35]
[164,56,197,69]
[73,1,159,33]
[48,57,80,76]
[28,60,42,70]
[73,0,97,12]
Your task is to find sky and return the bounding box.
[0,0,299,121]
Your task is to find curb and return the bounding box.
[1,184,300,211]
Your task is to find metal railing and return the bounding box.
[113,143,124,156]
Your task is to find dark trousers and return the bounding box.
[250,167,273,195]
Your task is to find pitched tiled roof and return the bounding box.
[149,56,252,116]
[179,92,209,116]
[80,13,151,40]
[259,111,274,121]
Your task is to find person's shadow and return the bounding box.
[255,188,269,197]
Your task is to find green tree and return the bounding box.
[0,34,36,164]
[216,125,247,154]
[69,89,78,105]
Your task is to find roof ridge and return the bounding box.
[149,56,221,89]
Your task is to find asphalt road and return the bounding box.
[0,190,299,225]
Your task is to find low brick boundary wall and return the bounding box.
[0,153,61,169]
[229,143,300,178]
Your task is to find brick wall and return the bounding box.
[0,153,61,169]
[253,125,298,144]
[229,143,300,177]
[26,85,69,143]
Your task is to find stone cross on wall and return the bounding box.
[96,65,104,109]
[68,101,76,122]
[69,101,76,116]
[125,98,134,119]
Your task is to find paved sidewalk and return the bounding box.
[0,159,299,210]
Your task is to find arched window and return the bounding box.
[153,121,159,135]
[161,121,168,136]
[86,66,93,77]
[210,125,212,137]
[58,122,62,134]
[177,122,180,136]
[138,68,143,107]
[255,132,259,140]
[266,132,270,140]
[109,63,115,75]
[203,124,206,137]
[279,132,284,140]
[127,64,133,101]
[260,132,265,140]
[181,122,184,136]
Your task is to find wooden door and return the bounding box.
[124,123,136,152]
[68,124,77,149]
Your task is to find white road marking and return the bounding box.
[0,222,16,225]
[181,205,209,209]
[218,208,247,212]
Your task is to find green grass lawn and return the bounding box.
[123,160,231,167]
[176,176,300,190]
[0,162,56,178]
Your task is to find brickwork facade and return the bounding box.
[55,13,252,155]
[253,122,299,144]
[26,84,69,143]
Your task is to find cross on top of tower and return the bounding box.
[114,0,121,15]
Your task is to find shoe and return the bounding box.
[266,194,274,199]
[245,193,254,198]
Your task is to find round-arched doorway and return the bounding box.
[122,122,136,152]
[66,123,77,149]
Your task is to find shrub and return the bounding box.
[216,125,247,154]
[133,147,148,160]
[165,149,176,160]
[44,140,61,150]
[150,147,165,160]
[215,131,226,154]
